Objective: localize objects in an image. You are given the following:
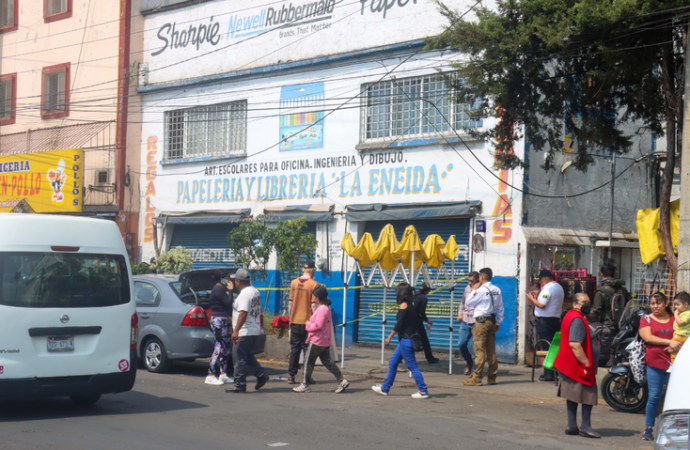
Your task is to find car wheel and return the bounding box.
[143,338,172,373]
[70,394,101,406]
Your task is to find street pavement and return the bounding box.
[0,346,653,450]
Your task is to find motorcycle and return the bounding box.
[599,301,650,413]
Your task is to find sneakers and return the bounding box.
[371,384,388,396]
[335,379,350,393]
[642,428,654,441]
[293,383,311,393]
[463,378,483,386]
[205,375,224,386]
[255,374,270,391]
[286,376,297,385]
[220,374,234,384]
[411,391,429,399]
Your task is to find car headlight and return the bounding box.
[656,413,689,450]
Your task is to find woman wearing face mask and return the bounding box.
[205,269,235,386]
[639,292,682,441]
[554,293,601,439]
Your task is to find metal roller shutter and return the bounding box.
[356,219,471,350]
[170,224,239,269]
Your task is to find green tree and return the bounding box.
[131,262,151,275]
[226,219,274,283]
[427,0,687,271]
[156,247,194,274]
[266,216,318,283]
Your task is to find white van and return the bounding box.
[0,215,137,405]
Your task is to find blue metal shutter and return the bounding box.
[169,224,238,269]
[356,218,471,350]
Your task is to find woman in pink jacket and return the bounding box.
[293,286,349,393]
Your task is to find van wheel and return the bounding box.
[70,394,101,406]
[143,338,172,373]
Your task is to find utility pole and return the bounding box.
[677,22,690,291]
[608,153,616,259]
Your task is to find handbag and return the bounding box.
[543,332,561,371]
[628,315,649,384]
[408,332,424,352]
[271,315,290,329]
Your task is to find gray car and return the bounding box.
[134,268,265,373]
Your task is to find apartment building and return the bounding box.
[0,0,143,260]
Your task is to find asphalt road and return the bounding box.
[0,361,649,450]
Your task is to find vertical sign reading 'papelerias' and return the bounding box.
[279,82,325,152]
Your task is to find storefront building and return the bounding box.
[137,0,526,361]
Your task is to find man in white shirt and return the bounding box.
[463,267,504,386]
[226,269,269,394]
[527,269,564,381]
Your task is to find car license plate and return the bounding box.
[47,336,74,352]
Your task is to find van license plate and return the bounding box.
[47,336,74,352]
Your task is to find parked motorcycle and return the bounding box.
[600,302,650,413]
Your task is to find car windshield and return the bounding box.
[0,252,130,308]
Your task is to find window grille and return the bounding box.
[0,77,12,120]
[0,0,14,28]
[47,0,67,16]
[46,71,66,112]
[360,74,482,143]
[165,101,247,160]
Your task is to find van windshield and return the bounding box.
[0,252,130,308]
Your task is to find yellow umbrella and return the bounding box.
[394,225,425,268]
[373,224,401,271]
[442,235,460,261]
[422,234,446,268]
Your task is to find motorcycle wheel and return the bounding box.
[601,372,648,413]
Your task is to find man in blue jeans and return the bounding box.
[226,269,269,394]
[457,272,479,376]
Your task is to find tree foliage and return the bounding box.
[226,217,317,283]
[426,0,685,171]
[269,217,318,282]
[427,0,687,270]
[131,262,151,275]
[156,247,194,274]
[226,219,273,283]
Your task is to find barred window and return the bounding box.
[165,101,247,160]
[360,75,482,143]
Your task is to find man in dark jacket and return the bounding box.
[412,283,439,364]
[592,264,630,331]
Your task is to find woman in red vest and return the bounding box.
[554,293,601,439]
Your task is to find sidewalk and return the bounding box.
[263,344,609,403]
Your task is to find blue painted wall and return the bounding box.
[491,275,518,363]
[254,269,356,347]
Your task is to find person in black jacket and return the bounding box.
[412,283,439,364]
[372,283,429,399]
[205,269,234,386]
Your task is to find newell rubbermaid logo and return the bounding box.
[226,0,335,40]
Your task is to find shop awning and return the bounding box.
[345,201,480,222]
[156,209,251,224]
[522,226,639,246]
[261,204,334,222]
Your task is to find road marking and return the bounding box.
[267,443,289,447]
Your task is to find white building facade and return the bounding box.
[137,0,527,361]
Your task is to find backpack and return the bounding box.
[596,285,628,328]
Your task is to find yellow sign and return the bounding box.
[0,149,84,213]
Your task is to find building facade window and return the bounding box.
[0,0,18,34]
[44,0,72,23]
[360,74,482,143]
[164,100,247,160]
[41,63,70,120]
[0,73,16,125]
